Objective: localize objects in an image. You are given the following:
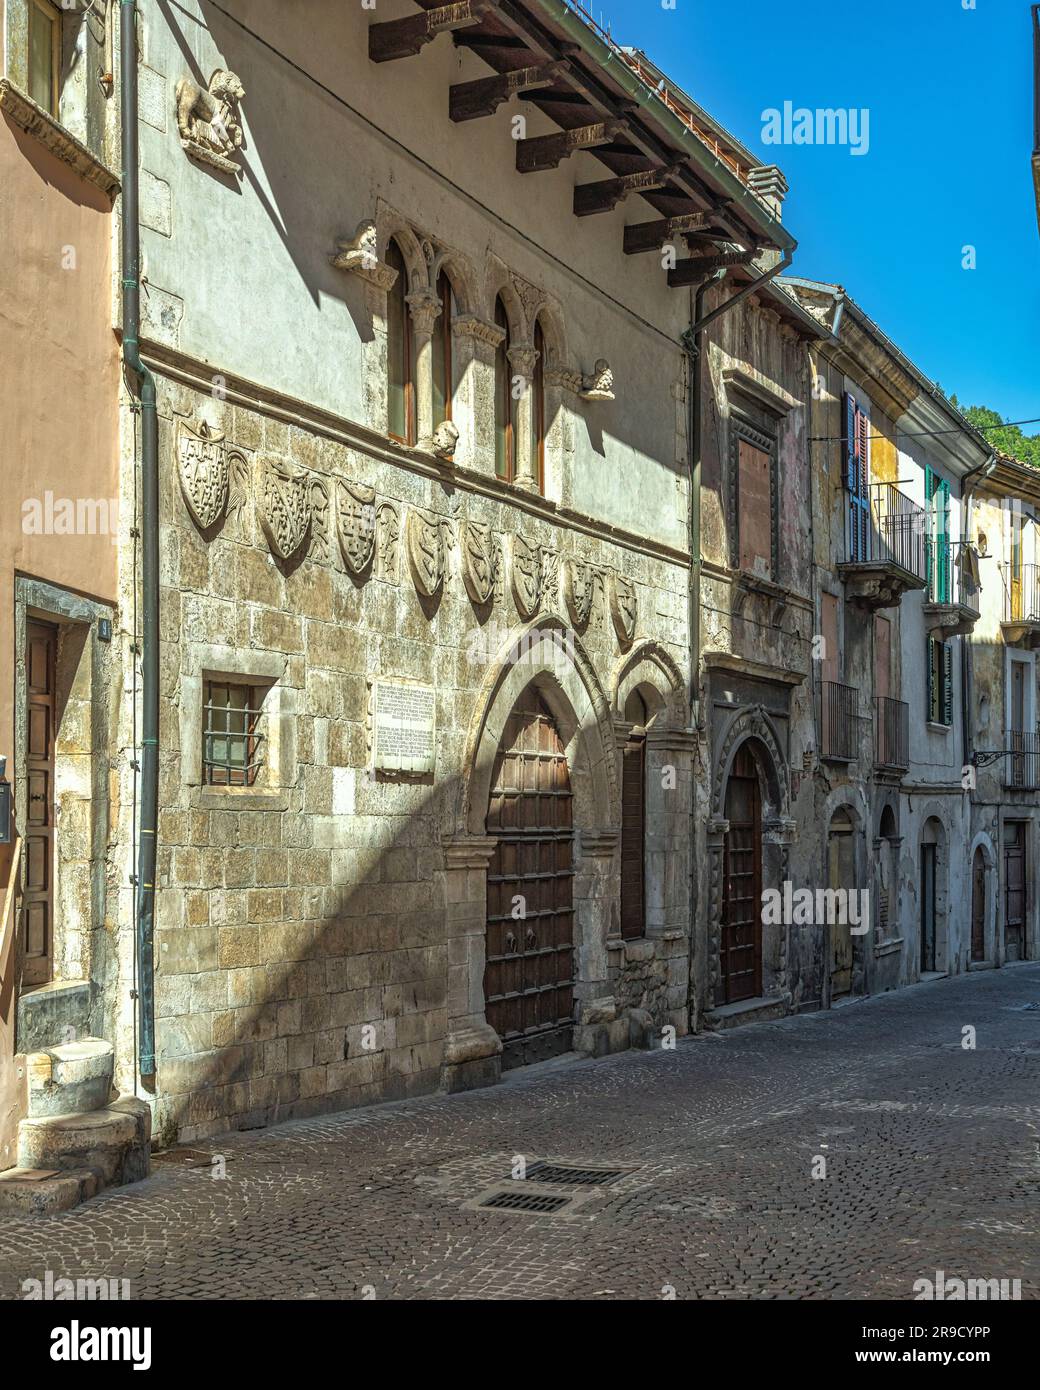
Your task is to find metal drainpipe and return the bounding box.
[120,0,157,1083]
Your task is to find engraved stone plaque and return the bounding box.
[372,680,436,775]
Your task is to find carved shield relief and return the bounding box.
[336,480,376,576]
[177,419,229,530]
[258,459,311,561]
[461,521,495,606]
[511,533,542,620]
[610,572,638,645]
[564,558,595,628]
[407,507,445,597]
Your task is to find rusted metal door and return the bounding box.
[1004,823,1025,962]
[721,746,762,1004]
[485,689,575,1068]
[971,848,986,962]
[22,620,57,986]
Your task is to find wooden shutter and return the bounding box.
[927,638,936,723]
[942,640,953,726]
[843,391,870,560]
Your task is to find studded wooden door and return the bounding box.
[720,747,762,1004]
[485,689,575,1069]
[1004,823,1025,962]
[971,848,986,963]
[22,620,57,986]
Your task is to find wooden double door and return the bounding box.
[484,690,575,1069]
[1004,823,1026,962]
[720,747,762,1004]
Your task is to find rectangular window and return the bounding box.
[927,638,953,726]
[737,438,773,577]
[842,391,871,561]
[28,0,61,117]
[202,679,266,786]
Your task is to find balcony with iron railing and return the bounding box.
[821,680,859,762]
[1005,732,1040,791]
[1000,562,1040,647]
[923,538,981,637]
[875,695,910,773]
[838,483,928,611]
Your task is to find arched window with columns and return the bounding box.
[494,295,515,482]
[386,239,415,445]
[431,269,457,428]
[532,318,546,494]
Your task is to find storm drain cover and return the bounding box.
[524,1162,628,1186]
[479,1189,573,1214]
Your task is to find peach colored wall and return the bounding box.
[0,111,119,1166]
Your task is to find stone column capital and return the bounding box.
[507,341,540,379]
[580,827,619,857]
[406,288,442,336]
[442,834,498,869]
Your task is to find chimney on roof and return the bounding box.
[747,164,789,221]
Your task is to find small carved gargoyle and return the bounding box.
[175,69,245,174]
[580,359,615,402]
[330,220,399,291]
[431,421,459,462]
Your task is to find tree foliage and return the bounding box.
[947,397,1040,468]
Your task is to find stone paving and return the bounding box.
[1,964,1039,1301]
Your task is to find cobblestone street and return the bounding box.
[1,964,1038,1302]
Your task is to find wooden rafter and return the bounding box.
[516,121,623,173]
[623,211,720,255]
[667,248,757,286]
[370,0,489,63]
[450,62,566,121]
[572,165,684,216]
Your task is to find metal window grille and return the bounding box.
[203,680,265,786]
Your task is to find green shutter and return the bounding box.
[927,638,936,722]
[942,641,953,726]
[925,467,934,596]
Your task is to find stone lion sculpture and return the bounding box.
[175,69,246,170]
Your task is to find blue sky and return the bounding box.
[594,0,1040,425]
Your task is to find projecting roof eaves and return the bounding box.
[527,0,797,254]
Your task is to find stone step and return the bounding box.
[26,1037,114,1118]
[17,1096,151,1191]
[0,1166,99,1217]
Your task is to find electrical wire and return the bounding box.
[810,418,1040,446]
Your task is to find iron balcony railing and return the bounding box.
[1006,731,1040,790]
[821,680,859,761]
[926,538,981,613]
[846,483,927,580]
[1002,562,1040,624]
[875,696,909,771]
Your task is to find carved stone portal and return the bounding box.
[610,572,637,645]
[511,533,542,619]
[461,521,495,606]
[336,480,376,577]
[408,507,446,597]
[258,459,311,561]
[175,70,245,175]
[564,558,595,628]
[330,220,399,291]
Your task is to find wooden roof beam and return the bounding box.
[623,210,723,254]
[370,1,489,64]
[516,121,624,173]
[667,248,757,286]
[573,164,685,217]
[450,62,565,121]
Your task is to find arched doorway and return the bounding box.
[484,686,575,1069]
[721,745,763,1003]
[828,809,855,998]
[971,847,986,962]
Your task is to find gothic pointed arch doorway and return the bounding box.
[484,686,576,1068]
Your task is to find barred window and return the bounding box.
[202,680,266,786]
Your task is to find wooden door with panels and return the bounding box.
[720,746,763,1004]
[484,688,575,1069]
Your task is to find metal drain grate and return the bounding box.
[524,1162,627,1186]
[478,1189,573,1214]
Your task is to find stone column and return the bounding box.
[452,315,505,474]
[507,341,540,493]
[574,827,620,1004]
[764,816,797,999]
[406,288,442,449]
[440,834,501,1094]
